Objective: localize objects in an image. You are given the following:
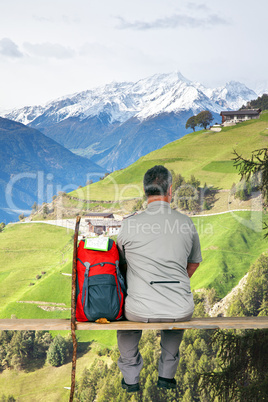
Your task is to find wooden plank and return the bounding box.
[76,317,268,330]
[0,317,267,331]
[0,319,72,331]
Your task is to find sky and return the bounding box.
[0,0,267,110]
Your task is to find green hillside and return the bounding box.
[0,215,267,400]
[69,111,268,201]
[0,223,117,344]
[0,346,112,401]
[191,211,267,297]
[1,212,267,322]
[0,223,73,319]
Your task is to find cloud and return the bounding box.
[186,2,209,12]
[0,38,23,58]
[23,42,75,59]
[116,13,229,30]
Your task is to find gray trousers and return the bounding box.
[117,311,192,384]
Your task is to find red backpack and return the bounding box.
[75,238,126,322]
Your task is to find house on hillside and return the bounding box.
[220,109,261,126]
[85,212,114,219]
[87,218,121,236]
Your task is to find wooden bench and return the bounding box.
[0,317,267,331]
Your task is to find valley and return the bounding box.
[68,112,268,204]
[0,85,267,401]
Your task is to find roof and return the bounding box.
[220,109,261,116]
[85,212,114,218]
[88,219,122,227]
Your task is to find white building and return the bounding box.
[220,109,261,126]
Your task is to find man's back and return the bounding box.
[117,201,202,320]
[116,165,202,391]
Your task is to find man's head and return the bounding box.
[143,165,172,200]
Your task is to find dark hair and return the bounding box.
[143,165,172,197]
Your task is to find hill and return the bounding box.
[191,211,267,297]
[0,218,267,400]
[68,110,268,203]
[1,211,266,324]
[0,223,73,320]
[0,117,104,223]
[3,72,258,171]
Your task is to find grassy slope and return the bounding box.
[0,214,267,399]
[1,212,267,317]
[0,348,112,401]
[0,223,73,316]
[68,111,268,201]
[0,223,117,343]
[191,211,267,297]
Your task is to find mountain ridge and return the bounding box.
[0,117,104,223]
[2,72,260,171]
[4,72,257,125]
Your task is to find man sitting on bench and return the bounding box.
[116,165,202,392]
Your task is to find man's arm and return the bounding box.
[116,225,127,282]
[187,262,199,278]
[119,263,127,282]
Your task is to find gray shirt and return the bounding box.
[117,201,202,319]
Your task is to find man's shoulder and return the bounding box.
[120,211,146,231]
[170,208,193,223]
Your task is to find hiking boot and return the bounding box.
[121,378,140,392]
[157,376,177,389]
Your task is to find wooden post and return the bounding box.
[70,216,81,402]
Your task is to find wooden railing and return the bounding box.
[0,316,267,331]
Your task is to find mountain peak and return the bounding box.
[3,71,260,126]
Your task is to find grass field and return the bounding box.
[191,211,267,297]
[1,211,267,320]
[0,223,118,344]
[0,223,73,318]
[0,346,113,401]
[0,213,267,399]
[68,111,268,201]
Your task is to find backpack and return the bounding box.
[75,238,126,322]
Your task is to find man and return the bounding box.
[116,165,202,392]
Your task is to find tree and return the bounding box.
[132,198,143,212]
[240,93,268,110]
[0,395,16,402]
[233,147,268,234]
[46,335,68,367]
[42,203,49,216]
[0,223,5,232]
[31,202,37,213]
[199,329,268,402]
[185,116,197,132]
[188,175,200,189]
[18,213,25,221]
[196,110,213,129]
[233,148,267,202]
[227,254,268,317]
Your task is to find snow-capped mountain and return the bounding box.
[3,72,259,171]
[5,72,256,126]
[204,81,257,110]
